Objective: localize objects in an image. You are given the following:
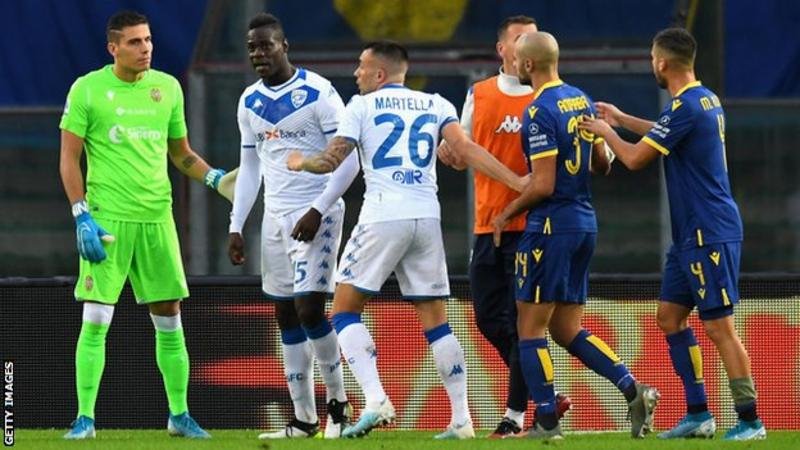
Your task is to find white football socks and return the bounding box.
[431,333,471,426]
[282,340,317,424]
[308,329,347,402]
[338,322,387,410]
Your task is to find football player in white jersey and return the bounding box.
[288,41,527,440]
[228,13,359,440]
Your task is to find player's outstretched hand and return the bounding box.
[437,141,466,171]
[578,116,613,139]
[594,102,624,127]
[291,208,322,242]
[492,214,510,247]
[216,168,237,202]
[74,206,114,263]
[228,232,246,265]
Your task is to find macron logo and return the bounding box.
[495,115,522,134]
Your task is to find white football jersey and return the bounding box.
[237,68,345,216]
[337,84,458,223]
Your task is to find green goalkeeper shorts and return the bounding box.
[74,218,189,304]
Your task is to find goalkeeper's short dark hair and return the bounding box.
[106,10,148,42]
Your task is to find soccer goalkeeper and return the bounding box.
[59,10,231,440]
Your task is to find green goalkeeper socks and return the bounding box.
[155,329,190,415]
[75,321,110,419]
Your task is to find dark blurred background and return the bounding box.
[2,0,798,276]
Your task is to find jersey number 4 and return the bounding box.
[372,113,437,169]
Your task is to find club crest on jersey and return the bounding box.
[150,88,162,103]
[291,89,308,108]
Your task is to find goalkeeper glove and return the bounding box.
[204,168,235,202]
[72,200,114,263]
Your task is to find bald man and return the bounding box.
[492,32,659,440]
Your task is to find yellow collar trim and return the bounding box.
[675,80,702,97]
[533,79,564,100]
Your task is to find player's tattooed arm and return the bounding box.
[168,137,214,182]
[181,155,198,170]
[287,137,357,174]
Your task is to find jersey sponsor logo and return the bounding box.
[528,133,548,148]
[150,88,162,103]
[391,169,423,185]
[291,89,308,108]
[528,123,539,134]
[108,125,163,144]
[115,107,157,117]
[256,128,308,142]
[495,114,523,133]
[650,118,671,139]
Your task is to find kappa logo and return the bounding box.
[495,114,522,133]
[449,364,464,376]
[291,89,308,108]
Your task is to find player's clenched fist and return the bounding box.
[72,200,114,263]
[228,232,246,265]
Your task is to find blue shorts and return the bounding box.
[515,232,595,304]
[660,242,741,320]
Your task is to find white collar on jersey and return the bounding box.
[261,68,302,92]
[497,67,534,96]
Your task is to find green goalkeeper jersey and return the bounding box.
[60,65,188,222]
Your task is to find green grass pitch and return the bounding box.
[11,429,796,449]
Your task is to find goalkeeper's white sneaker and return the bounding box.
[342,397,396,438]
[258,418,320,439]
[434,420,475,439]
